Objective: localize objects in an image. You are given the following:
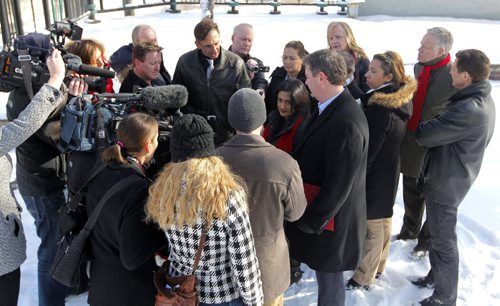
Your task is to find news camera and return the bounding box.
[250,65,270,73]
[0,20,114,94]
[58,85,188,169]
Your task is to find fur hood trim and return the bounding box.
[368,78,417,109]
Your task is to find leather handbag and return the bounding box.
[154,222,208,306]
[50,174,137,287]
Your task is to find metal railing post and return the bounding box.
[12,0,24,36]
[86,0,101,23]
[167,0,181,13]
[123,0,135,16]
[0,0,11,46]
[42,0,52,30]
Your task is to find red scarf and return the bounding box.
[407,53,451,131]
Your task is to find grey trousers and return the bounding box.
[426,199,459,305]
[401,175,431,247]
[316,271,345,306]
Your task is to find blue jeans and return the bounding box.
[23,190,68,306]
[200,297,243,306]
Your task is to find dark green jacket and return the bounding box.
[400,54,456,178]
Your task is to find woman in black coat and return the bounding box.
[263,79,310,153]
[265,41,309,114]
[85,113,167,306]
[347,51,416,290]
[327,21,370,93]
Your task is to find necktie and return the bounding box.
[207,59,214,81]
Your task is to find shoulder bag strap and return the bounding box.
[191,220,208,273]
[78,162,107,194]
[81,174,138,234]
[16,39,34,99]
[67,162,107,211]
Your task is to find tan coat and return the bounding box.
[217,134,307,303]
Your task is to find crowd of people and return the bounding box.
[0,16,496,306]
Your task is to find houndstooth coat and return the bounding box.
[164,189,264,305]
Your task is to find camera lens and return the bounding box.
[251,66,259,73]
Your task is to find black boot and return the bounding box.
[345,278,369,290]
[411,275,434,289]
[289,259,303,286]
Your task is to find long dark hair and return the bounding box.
[101,112,158,164]
[276,79,310,117]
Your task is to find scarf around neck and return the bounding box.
[407,53,451,131]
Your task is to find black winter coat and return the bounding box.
[416,80,496,205]
[119,68,172,94]
[110,43,172,85]
[361,80,415,219]
[173,48,251,145]
[286,89,369,272]
[354,57,370,94]
[228,46,268,91]
[85,162,167,306]
[265,66,308,114]
[6,87,66,195]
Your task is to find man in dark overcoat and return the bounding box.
[286,48,369,306]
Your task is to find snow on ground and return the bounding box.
[2,4,499,306]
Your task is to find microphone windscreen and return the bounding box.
[140,85,188,111]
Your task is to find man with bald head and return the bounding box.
[110,24,171,84]
[229,23,268,96]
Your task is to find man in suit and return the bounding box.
[286,48,369,306]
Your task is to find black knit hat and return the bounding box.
[170,114,217,162]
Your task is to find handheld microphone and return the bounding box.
[63,53,116,79]
[140,85,188,111]
[69,63,115,79]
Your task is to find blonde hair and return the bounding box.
[146,156,246,228]
[327,21,367,60]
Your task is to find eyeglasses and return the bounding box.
[200,40,221,50]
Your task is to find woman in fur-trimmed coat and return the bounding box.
[347,51,416,289]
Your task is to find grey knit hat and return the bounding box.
[170,114,217,162]
[228,88,267,133]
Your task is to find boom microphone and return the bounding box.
[140,85,188,111]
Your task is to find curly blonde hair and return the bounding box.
[145,156,247,228]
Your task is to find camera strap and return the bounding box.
[16,38,34,99]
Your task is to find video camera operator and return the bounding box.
[1,49,85,306]
[229,23,269,98]
[65,38,114,94]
